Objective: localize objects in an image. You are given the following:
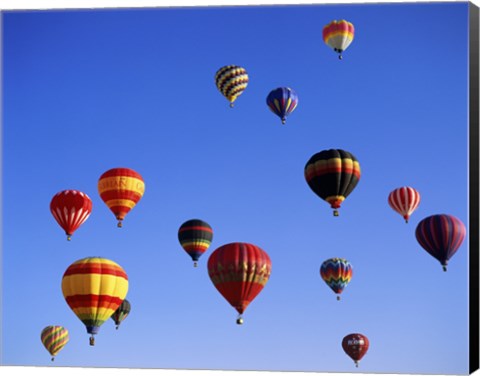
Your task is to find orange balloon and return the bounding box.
[98,167,145,227]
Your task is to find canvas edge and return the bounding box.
[469,1,480,375]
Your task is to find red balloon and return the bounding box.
[388,186,420,223]
[342,333,369,367]
[208,242,272,324]
[50,190,92,240]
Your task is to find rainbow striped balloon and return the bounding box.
[98,167,145,227]
[40,325,69,361]
[320,258,353,300]
[215,65,249,107]
[415,214,466,271]
[61,257,129,345]
[323,19,355,59]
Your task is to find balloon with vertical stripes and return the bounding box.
[50,190,92,240]
[98,168,145,227]
[415,214,466,271]
[40,325,69,361]
[266,87,298,125]
[388,186,421,223]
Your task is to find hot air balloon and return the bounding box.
[111,299,131,330]
[388,186,420,223]
[98,167,145,227]
[50,190,92,240]
[320,258,353,300]
[304,149,361,216]
[415,214,466,271]
[266,87,298,124]
[215,65,249,107]
[323,19,355,59]
[40,325,69,361]
[208,242,271,325]
[61,257,129,345]
[342,333,369,367]
[178,219,213,267]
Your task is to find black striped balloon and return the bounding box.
[304,149,361,216]
[178,219,213,267]
[215,65,248,107]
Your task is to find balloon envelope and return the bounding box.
[111,299,131,329]
[342,333,369,367]
[304,149,361,216]
[415,214,466,271]
[266,87,298,124]
[208,242,271,323]
[40,325,69,361]
[178,219,213,266]
[320,258,352,299]
[61,257,129,345]
[50,190,92,240]
[215,65,249,107]
[98,167,145,227]
[323,20,355,59]
[388,186,420,223]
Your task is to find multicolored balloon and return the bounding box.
[320,258,353,300]
[50,190,92,240]
[111,299,131,330]
[304,149,361,216]
[61,257,129,345]
[215,65,249,107]
[98,167,145,227]
[178,219,213,267]
[323,19,355,59]
[208,242,271,324]
[388,186,421,223]
[342,333,369,367]
[266,87,299,124]
[40,325,69,361]
[415,214,466,271]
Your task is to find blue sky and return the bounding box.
[1,1,474,376]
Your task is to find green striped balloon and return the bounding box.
[40,325,69,361]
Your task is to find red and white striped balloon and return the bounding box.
[388,186,420,223]
[50,190,92,240]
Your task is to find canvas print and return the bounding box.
[1,1,479,375]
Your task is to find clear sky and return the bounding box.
[1,1,474,376]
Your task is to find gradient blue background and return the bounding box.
[1,1,471,375]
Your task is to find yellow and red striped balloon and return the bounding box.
[40,325,69,361]
[323,20,355,59]
[98,167,145,227]
[61,257,129,345]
